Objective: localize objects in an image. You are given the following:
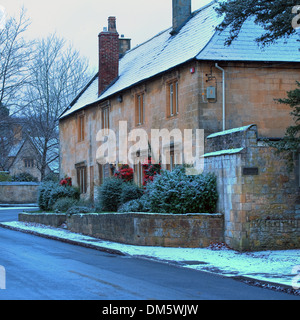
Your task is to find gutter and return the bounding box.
[215,63,226,131]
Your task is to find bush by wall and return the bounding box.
[118,195,150,213]
[53,197,79,212]
[97,177,124,212]
[122,166,217,214]
[66,206,92,215]
[98,177,143,212]
[0,172,12,182]
[120,182,143,205]
[38,181,80,211]
[12,172,38,182]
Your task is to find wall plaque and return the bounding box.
[243,167,259,176]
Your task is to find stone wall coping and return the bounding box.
[0,182,40,186]
[207,124,256,139]
[20,212,223,217]
[69,212,224,218]
[19,212,65,216]
[203,148,244,158]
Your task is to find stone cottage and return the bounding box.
[59,0,300,251]
[7,137,58,182]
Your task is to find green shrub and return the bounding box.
[43,172,59,183]
[66,206,92,215]
[11,172,38,182]
[0,172,12,182]
[97,177,124,212]
[38,181,56,211]
[120,182,143,205]
[144,166,218,214]
[38,181,80,211]
[98,177,143,212]
[118,195,150,213]
[48,185,80,210]
[53,197,78,212]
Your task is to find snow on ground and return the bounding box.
[1,221,300,290]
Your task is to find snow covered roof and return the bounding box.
[60,74,99,119]
[60,1,300,120]
[8,140,25,157]
[197,18,300,62]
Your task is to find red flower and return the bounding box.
[60,176,72,187]
[114,164,134,182]
[142,157,161,186]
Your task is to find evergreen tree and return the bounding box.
[215,0,299,46]
[267,82,300,168]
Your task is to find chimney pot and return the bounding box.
[119,36,131,57]
[108,16,117,33]
[171,0,191,34]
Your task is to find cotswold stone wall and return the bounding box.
[19,212,66,227]
[204,124,300,251]
[18,212,224,248]
[0,182,39,204]
[67,213,224,248]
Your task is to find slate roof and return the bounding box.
[197,17,300,62]
[60,1,300,120]
[8,140,25,158]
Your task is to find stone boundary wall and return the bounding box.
[18,213,66,228]
[0,182,40,204]
[203,124,300,251]
[18,212,224,248]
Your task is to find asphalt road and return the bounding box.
[0,208,299,301]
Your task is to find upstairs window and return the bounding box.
[167,80,178,117]
[24,159,34,168]
[135,93,145,126]
[102,107,110,133]
[78,114,85,142]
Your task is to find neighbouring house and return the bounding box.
[7,137,59,182]
[59,0,300,251]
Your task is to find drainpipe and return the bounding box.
[215,63,226,131]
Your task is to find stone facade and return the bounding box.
[59,61,300,202]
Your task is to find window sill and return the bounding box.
[135,123,146,128]
[167,113,179,119]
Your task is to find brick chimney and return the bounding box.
[171,0,191,34]
[98,16,119,95]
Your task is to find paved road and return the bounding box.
[0,208,299,300]
[0,207,38,222]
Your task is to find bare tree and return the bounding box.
[0,7,32,113]
[23,33,91,180]
[0,102,12,170]
[0,8,32,171]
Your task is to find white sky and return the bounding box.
[0,0,211,71]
